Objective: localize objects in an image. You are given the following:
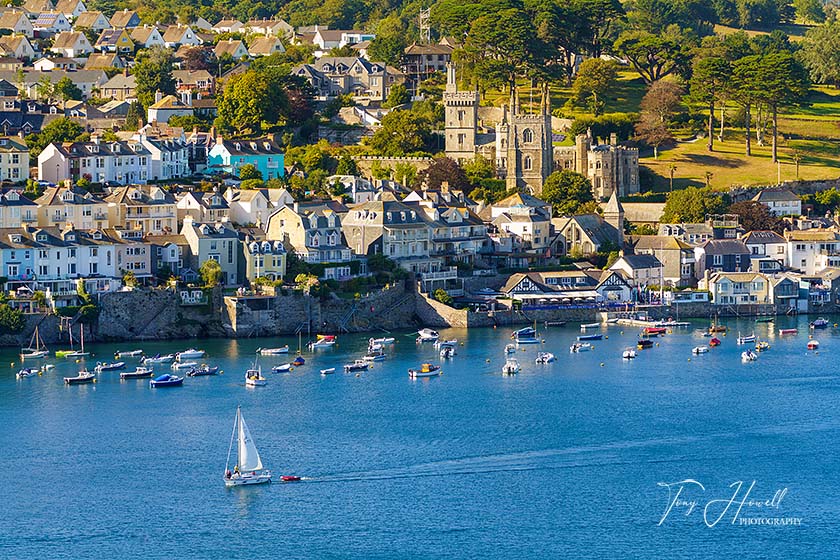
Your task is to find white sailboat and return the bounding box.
[224,407,271,487]
[57,325,89,359]
[20,326,48,359]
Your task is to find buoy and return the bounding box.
[656,343,659,347]
[620,331,624,335]
[605,335,609,339]
[600,363,605,367]
[355,373,360,377]
[687,358,691,362]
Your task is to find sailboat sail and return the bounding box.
[237,409,263,472]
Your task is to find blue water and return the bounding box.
[1,316,838,558]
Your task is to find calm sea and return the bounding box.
[1,316,837,558]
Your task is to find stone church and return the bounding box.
[443,64,640,200]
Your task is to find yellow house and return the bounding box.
[34,186,109,230]
[703,271,771,305]
[241,231,286,283]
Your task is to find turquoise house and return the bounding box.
[207,136,285,179]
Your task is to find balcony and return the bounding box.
[21,215,36,223]
[420,267,458,282]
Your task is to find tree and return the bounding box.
[414,157,471,191]
[336,155,359,176]
[754,52,809,162]
[690,56,731,151]
[367,14,408,66]
[199,259,223,287]
[122,270,138,288]
[393,162,417,186]
[614,26,696,84]
[54,77,82,102]
[727,200,784,232]
[801,21,840,87]
[25,118,84,158]
[433,288,454,306]
[383,83,410,109]
[731,54,763,156]
[134,46,176,109]
[240,179,264,190]
[238,164,262,181]
[181,46,212,71]
[634,114,673,159]
[661,187,726,223]
[366,109,433,156]
[123,100,143,130]
[540,170,594,216]
[640,80,683,124]
[462,154,495,185]
[0,303,24,334]
[215,70,288,134]
[572,58,618,116]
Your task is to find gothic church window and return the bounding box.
[522,129,534,143]
[524,156,532,171]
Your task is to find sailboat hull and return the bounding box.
[224,472,272,487]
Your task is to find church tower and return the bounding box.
[604,190,625,245]
[442,63,478,164]
[497,84,553,194]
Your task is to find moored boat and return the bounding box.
[580,322,601,329]
[810,318,830,329]
[177,348,206,360]
[511,326,536,339]
[504,343,516,355]
[692,346,709,355]
[172,361,198,370]
[779,328,798,335]
[807,340,820,350]
[709,337,722,347]
[309,335,337,349]
[535,352,556,363]
[292,356,305,366]
[637,339,654,349]
[320,368,336,375]
[737,333,756,344]
[344,360,369,373]
[370,337,395,345]
[141,353,175,365]
[94,361,125,373]
[577,334,603,341]
[570,342,592,353]
[114,349,143,359]
[408,363,442,378]
[416,329,440,343]
[64,370,95,385]
[187,365,220,376]
[245,365,266,386]
[434,338,458,348]
[440,346,455,359]
[20,326,48,360]
[755,341,770,352]
[120,366,154,379]
[257,346,289,355]
[741,350,758,362]
[622,348,637,359]
[363,351,386,362]
[502,358,520,375]
[16,367,39,379]
[643,327,667,335]
[271,363,293,373]
[223,406,272,487]
[150,374,183,387]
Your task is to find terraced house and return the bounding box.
[33,186,109,230]
[105,185,177,234]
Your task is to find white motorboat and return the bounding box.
[245,368,267,386]
[64,370,95,385]
[741,350,758,362]
[622,348,636,359]
[368,342,383,353]
[272,363,293,373]
[177,348,206,360]
[309,335,337,350]
[580,322,601,329]
[440,346,455,359]
[120,366,154,379]
[408,363,442,378]
[363,351,386,362]
[172,361,198,370]
[504,344,517,355]
[511,326,536,339]
[570,342,592,353]
[692,346,709,355]
[94,361,126,373]
[223,406,272,487]
[344,360,369,373]
[370,337,395,345]
[737,333,756,344]
[416,328,440,343]
[807,340,820,350]
[114,349,143,359]
[502,358,521,375]
[142,353,175,365]
[16,367,39,379]
[320,368,336,375]
[535,352,556,364]
[434,338,458,348]
[257,346,289,356]
[20,326,48,359]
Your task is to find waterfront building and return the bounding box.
[694,239,752,279]
[608,254,663,289]
[784,229,840,275]
[630,235,695,288]
[180,216,240,286]
[240,230,286,284]
[752,189,801,217]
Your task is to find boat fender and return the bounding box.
[93,379,97,383]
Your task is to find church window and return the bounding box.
[457,110,464,121]
[522,129,534,143]
[524,156,532,171]
[457,133,465,147]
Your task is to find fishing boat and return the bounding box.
[187,365,220,376]
[271,363,293,373]
[580,322,601,329]
[56,325,89,358]
[755,341,770,352]
[344,360,369,373]
[709,337,722,347]
[172,361,198,370]
[120,366,154,379]
[320,368,336,375]
[535,352,556,363]
[256,346,289,355]
[577,334,603,341]
[737,333,756,344]
[309,334,337,349]
[370,337,395,345]
[511,326,536,340]
[779,328,798,335]
[141,353,175,365]
[150,374,183,387]
[408,363,442,378]
[807,340,820,350]
[20,326,48,359]
[637,339,654,349]
[64,369,95,385]
[643,327,667,336]
[570,342,592,353]
[741,350,758,362]
[114,349,143,359]
[622,348,637,359]
[245,360,267,386]
[224,406,272,487]
[368,341,383,353]
[94,361,125,373]
[363,351,386,362]
[502,358,520,375]
[16,367,38,379]
[810,318,830,329]
[692,346,709,354]
[440,346,455,359]
[177,348,206,360]
[504,343,517,355]
[416,329,439,343]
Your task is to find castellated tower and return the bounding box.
[496,85,553,195]
[442,63,478,164]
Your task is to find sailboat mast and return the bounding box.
[225,407,239,472]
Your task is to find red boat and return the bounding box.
[644,327,667,335]
[709,337,721,347]
[779,328,798,335]
[281,475,302,483]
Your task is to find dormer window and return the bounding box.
[65,233,76,242]
[61,191,74,202]
[37,233,47,242]
[10,234,21,243]
[92,231,102,240]
[7,191,18,201]
[234,142,241,151]
[130,190,142,200]
[87,145,98,153]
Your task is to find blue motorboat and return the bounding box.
[577,334,603,341]
[150,374,184,388]
[292,356,305,366]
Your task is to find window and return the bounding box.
[712,254,723,266]
[522,129,534,143]
[524,156,532,171]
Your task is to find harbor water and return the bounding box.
[1,315,838,558]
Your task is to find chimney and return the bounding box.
[123,67,129,77]
[91,134,99,145]
[154,90,163,104]
[610,132,617,146]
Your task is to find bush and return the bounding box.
[0,303,24,334]
[433,289,453,306]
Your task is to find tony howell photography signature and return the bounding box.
[656,479,803,527]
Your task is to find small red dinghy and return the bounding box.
[281,475,302,483]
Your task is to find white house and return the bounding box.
[223,187,273,226]
[785,230,840,274]
[0,136,30,182]
[609,254,663,288]
[752,189,801,217]
[0,11,35,39]
[50,31,93,57]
